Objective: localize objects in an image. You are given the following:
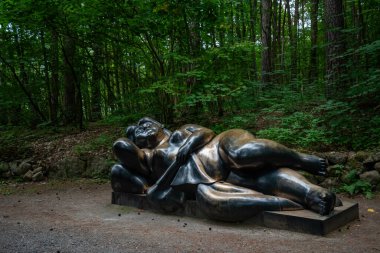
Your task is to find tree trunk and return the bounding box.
[50,29,59,125]
[90,43,102,121]
[249,0,258,80]
[309,0,319,83]
[261,0,272,84]
[62,35,82,127]
[324,0,346,98]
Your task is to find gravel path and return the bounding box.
[1,180,379,253]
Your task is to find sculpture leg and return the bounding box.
[111,164,149,194]
[228,168,336,215]
[220,136,327,176]
[196,182,302,222]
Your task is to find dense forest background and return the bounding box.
[0,0,379,151]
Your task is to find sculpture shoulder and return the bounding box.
[178,124,213,133]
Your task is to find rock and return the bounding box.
[359,170,380,186]
[32,167,44,174]
[324,152,348,165]
[23,170,34,181]
[363,152,380,169]
[0,162,9,173]
[9,161,19,175]
[321,177,339,189]
[353,151,371,162]
[32,171,44,182]
[11,160,32,176]
[374,162,380,173]
[51,157,86,178]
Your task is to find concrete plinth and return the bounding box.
[112,192,359,235]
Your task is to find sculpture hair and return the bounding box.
[137,117,164,128]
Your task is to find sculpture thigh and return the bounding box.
[111,164,149,194]
[218,130,306,171]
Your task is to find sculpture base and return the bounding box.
[111,192,359,235]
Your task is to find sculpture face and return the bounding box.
[134,121,164,149]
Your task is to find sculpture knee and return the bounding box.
[111,164,148,194]
[113,139,129,161]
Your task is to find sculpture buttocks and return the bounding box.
[111,117,339,221]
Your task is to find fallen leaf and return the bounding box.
[368,208,375,213]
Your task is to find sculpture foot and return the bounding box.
[307,188,336,215]
[301,155,328,176]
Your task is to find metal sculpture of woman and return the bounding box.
[111,117,337,221]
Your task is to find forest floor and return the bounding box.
[1,179,380,253]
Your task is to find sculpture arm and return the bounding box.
[113,138,151,177]
[176,125,215,164]
[150,125,215,191]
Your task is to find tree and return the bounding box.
[324,0,346,98]
[261,0,272,84]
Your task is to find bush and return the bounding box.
[256,112,331,149]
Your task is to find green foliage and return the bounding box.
[340,180,373,199]
[338,169,374,199]
[315,100,380,150]
[256,112,331,149]
[0,0,379,152]
[73,133,115,155]
[99,113,145,127]
[211,113,256,134]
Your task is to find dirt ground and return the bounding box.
[1,180,380,253]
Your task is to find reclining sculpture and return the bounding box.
[111,117,338,221]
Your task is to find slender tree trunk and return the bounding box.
[293,0,299,79]
[249,0,258,80]
[261,0,272,84]
[62,35,82,128]
[309,0,319,83]
[90,43,102,121]
[40,31,53,123]
[50,29,59,124]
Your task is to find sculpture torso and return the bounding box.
[150,126,234,184]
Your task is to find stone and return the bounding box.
[12,160,32,176]
[9,161,19,175]
[363,152,380,169]
[324,152,348,165]
[353,151,371,162]
[321,177,339,189]
[32,167,44,174]
[32,171,44,182]
[359,170,380,186]
[0,162,9,173]
[23,170,34,181]
[374,162,380,173]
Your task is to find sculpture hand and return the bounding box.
[176,144,192,164]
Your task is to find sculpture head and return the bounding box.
[126,117,168,149]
